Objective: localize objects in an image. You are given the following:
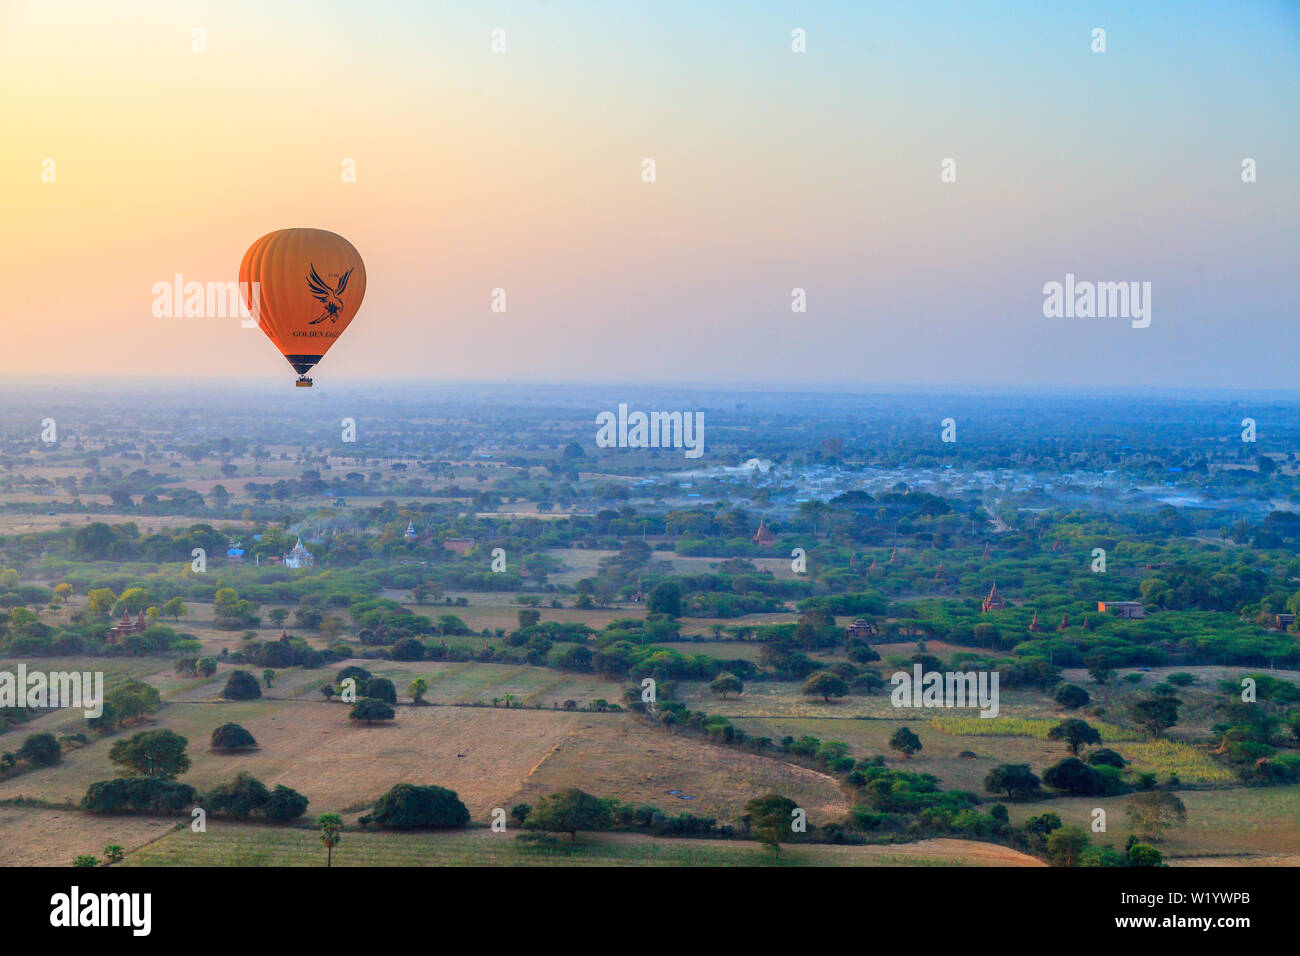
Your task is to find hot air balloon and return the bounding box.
[239,228,367,387]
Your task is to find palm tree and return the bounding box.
[318,814,343,868]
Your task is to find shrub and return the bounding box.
[263,784,310,822]
[204,773,270,820]
[349,698,395,724]
[82,778,198,813]
[1088,747,1127,769]
[210,723,257,752]
[17,733,62,766]
[221,670,262,700]
[1043,757,1106,795]
[371,783,470,830]
[362,677,397,704]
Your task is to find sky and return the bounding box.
[1,0,1297,390]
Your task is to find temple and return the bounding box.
[981,583,1006,612]
[108,609,148,642]
[752,520,776,546]
[284,538,315,569]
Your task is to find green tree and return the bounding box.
[709,672,744,699]
[162,597,187,621]
[371,783,470,830]
[103,844,125,864]
[1046,826,1091,866]
[17,733,62,766]
[526,788,612,843]
[1127,843,1163,867]
[802,670,849,702]
[264,784,309,822]
[744,793,799,856]
[1053,684,1091,709]
[984,763,1041,800]
[220,670,262,700]
[210,723,257,752]
[1042,757,1106,795]
[362,677,397,704]
[349,698,395,724]
[1047,718,1102,755]
[648,581,682,618]
[108,730,190,780]
[1130,697,1181,738]
[889,726,922,758]
[203,773,270,820]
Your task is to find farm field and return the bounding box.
[1006,785,1300,864]
[507,715,850,824]
[121,824,1044,867]
[0,700,590,819]
[0,806,179,866]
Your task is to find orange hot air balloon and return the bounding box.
[239,228,367,387]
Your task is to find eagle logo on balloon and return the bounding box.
[305,263,354,325]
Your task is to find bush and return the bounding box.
[1043,757,1106,796]
[371,783,470,830]
[204,773,270,820]
[349,698,395,724]
[263,784,309,822]
[221,670,261,700]
[1053,684,1091,709]
[362,677,397,704]
[388,637,423,662]
[82,778,197,814]
[210,723,257,752]
[335,665,371,686]
[1088,747,1127,769]
[17,732,62,766]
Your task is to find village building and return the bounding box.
[981,583,1006,612]
[1098,600,1145,619]
[1275,613,1295,630]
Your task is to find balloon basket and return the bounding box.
[295,377,314,388]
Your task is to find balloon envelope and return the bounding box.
[239,228,366,380]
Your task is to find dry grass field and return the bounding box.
[0,700,591,819]
[0,805,178,866]
[507,715,850,825]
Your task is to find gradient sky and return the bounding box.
[2,0,1297,389]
